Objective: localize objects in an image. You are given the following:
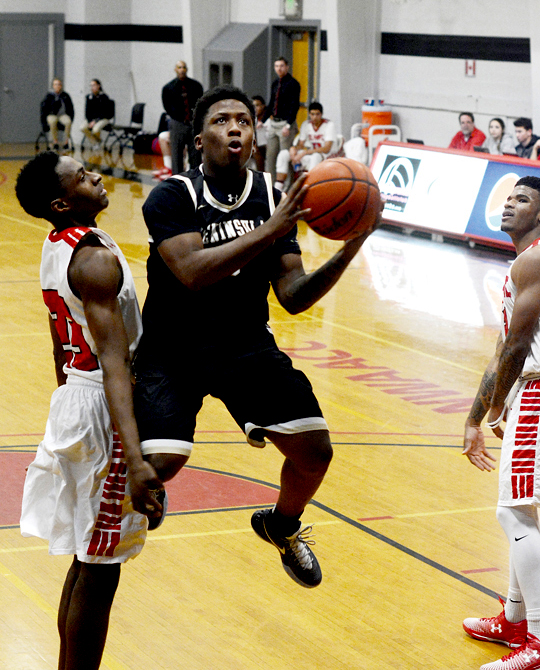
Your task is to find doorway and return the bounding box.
[269,20,320,128]
[0,14,64,143]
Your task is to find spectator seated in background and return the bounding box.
[514,117,540,159]
[40,78,74,151]
[448,112,486,151]
[274,101,337,191]
[343,122,368,165]
[80,79,114,148]
[482,117,516,155]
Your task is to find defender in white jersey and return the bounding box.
[15,153,163,670]
[463,177,540,670]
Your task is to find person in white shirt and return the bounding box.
[274,102,337,191]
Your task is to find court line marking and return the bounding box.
[185,465,502,601]
[0,212,49,234]
[360,505,497,520]
[0,463,501,601]
[149,519,340,542]
[0,556,134,670]
[269,301,483,375]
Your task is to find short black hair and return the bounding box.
[515,176,540,197]
[15,151,63,223]
[309,102,323,113]
[252,95,265,106]
[91,78,102,89]
[192,85,255,137]
[459,112,475,123]
[275,56,288,65]
[514,117,533,131]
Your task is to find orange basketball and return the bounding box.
[301,158,381,240]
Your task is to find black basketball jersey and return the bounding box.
[139,167,301,357]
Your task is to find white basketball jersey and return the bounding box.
[40,226,142,383]
[501,238,540,377]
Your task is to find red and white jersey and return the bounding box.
[40,226,142,383]
[298,118,338,156]
[501,238,540,377]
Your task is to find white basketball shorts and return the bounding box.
[20,377,147,564]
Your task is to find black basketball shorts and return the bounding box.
[133,336,328,456]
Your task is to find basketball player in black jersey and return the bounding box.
[135,85,379,588]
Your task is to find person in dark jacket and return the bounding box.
[80,79,114,147]
[161,60,203,173]
[40,78,74,151]
[262,57,301,183]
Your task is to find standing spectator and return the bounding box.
[161,60,203,174]
[80,79,114,148]
[514,118,540,159]
[274,101,337,191]
[262,57,300,182]
[482,117,517,155]
[448,112,486,151]
[252,95,267,171]
[40,78,74,151]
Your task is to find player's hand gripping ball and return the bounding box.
[301,158,381,240]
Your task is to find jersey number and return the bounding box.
[43,289,99,372]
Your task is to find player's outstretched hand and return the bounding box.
[462,420,497,471]
[267,173,312,237]
[128,461,165,521]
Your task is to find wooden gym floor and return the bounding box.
[0,144,517,669]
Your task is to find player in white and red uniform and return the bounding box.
[463,177,540,669]
[15,152,163,670]
[275,101,338,190]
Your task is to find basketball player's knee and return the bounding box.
[146,452,188,482]
[307,438,333,474]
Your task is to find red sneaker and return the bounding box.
[463,598,527,648]
[480,634,540,670]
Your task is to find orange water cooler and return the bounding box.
[361,99,392,141]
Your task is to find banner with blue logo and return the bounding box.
[371,142,540,250]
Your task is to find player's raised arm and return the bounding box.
[157,173,310,291]
[272,196,383,315]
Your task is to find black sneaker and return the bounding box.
[251,508,322,588]
[147,488,168,531]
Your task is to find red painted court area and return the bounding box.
[0,452,278,526]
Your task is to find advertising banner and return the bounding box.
[371,142,540,249]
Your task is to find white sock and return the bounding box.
[506,587,527,623]
[164,155,172,170]
[274,181,284,192]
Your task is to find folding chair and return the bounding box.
[367,124,401,163]
[107,103,145,154]
[35,121,73,152]
[81,99,116,151]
